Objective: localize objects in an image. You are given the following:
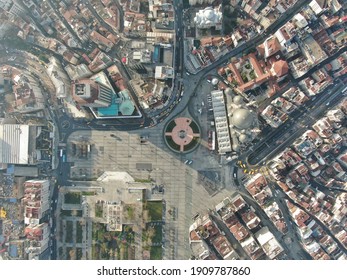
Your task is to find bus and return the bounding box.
[62,154,66,162]
[59,149,63,157]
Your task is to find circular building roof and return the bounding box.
[239,133,248,143]
[119,100,135,116]
[232,144,240,152]
[231,108,254,130]
[204,8,215,20]
[233,95,243,105]
[212,78,219,85]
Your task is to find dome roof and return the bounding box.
[204,8,215,20]
[239,133,248,143]
[232,144,240,152]
[231,108,254,130]
[233,95,243,104]
[212,78,219,85]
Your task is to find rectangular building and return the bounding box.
[22,180,50,225]
[0,119,38,165]
[211,90,232,154]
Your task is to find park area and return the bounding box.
[144,201,163,221]
[92,223,135,260]
[142,200,164,259]
[64,192,81,204]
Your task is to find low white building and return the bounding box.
[254,226,284,259]
[211,90,232,154]
[0,118,39,165]
[47,57,70,98]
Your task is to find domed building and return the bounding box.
[227,94,260,153]
[193,5,222,30]
[211,78,219,85]
[231,108,254,130]
[233,95,243,105]
[239,134,248,143]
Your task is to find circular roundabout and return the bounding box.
[164,117,201,153]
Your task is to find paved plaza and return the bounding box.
[66,127,234,259]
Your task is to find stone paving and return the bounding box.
[67,128,235,259]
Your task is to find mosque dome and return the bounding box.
[204,8,215,20]
[212,78,219,85]
[232,144,240,152]
[239,133,248,143]
[231,108,254,130]
[233,95,243,105]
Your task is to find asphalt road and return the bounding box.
[2,0,343,260]
[247,79,346,165]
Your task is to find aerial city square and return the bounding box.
[0,0,346,261]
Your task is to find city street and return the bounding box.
[1,0,346,261]
[247,80,346,165]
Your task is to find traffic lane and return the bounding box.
[249,80,344,154]
[193,0,312,77]
[249,90,342,164]
[50,179,60,260]
[232,166,240,186]
[248,86,345,164]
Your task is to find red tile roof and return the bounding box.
[272,60,289,77]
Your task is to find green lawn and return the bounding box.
[91,223,135,260]
[165,120,176,132]
[95,203,103,218]
[81,191,96,196]
[165,136,181,151]
[189,121,200,134]
[61,210,72,217]
[150,247,162,260]
[61,210,82,217]
[65,221,74,243]
[184,137,199,152]
[152,225,162,243]
[76,222,83,243]
[64,192,81,204]
[76,248,83,260]
[146,201,163,221]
